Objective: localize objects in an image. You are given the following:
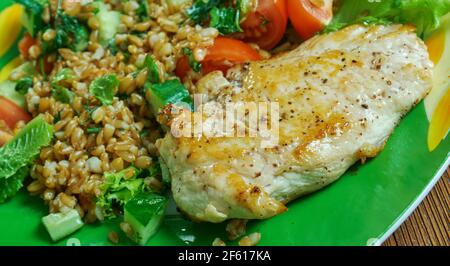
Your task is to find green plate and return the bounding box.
[0,0,449,246]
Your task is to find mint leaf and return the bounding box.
[15,77,33,95]
[0,166,29,203]
[209,6,243,35]
[0,115,53,179]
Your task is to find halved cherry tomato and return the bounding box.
[176,37,262,81]
[19,33,53,74]
[287,0,333,40]
[175,57,191,82]
[18,32,37,60]
[0,96,31,129]
[241,0,288,50]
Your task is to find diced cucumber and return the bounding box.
[95,2,121,45]
[42,209,84,241]
[145,79,193,116]
[124,192,168,245]
[0,80,25,108]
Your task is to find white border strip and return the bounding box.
[373,153,450,246]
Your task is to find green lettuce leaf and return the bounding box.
[325,0,450,38]
[52,68,75,85]
[187,0,247,35]
[209,6,243,35]
[0,166,29,203]
[96,167,146,219]
[187,0,224,24]
[15,77,33,95]
[0,115,53,179]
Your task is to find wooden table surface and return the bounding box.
[383,167,450,246]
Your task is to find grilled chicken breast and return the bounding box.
[157,24,433,222]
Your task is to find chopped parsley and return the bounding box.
[182,47,201,73]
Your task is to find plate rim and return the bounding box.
[373,153,450,246]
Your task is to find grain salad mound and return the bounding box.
[12,0,220,223]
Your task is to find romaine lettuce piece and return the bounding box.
[326,0,450,38]
[0,115,53,179]
[0,166,28,203]
[15,77,33,95]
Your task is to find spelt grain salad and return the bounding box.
[0,0,448,246]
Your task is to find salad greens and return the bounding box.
[15,0,89,54]
[187,0,223,24]
[51,69,76,104]
[187,0,247,35]
[210,6,243,35]
[52,68,75,85]
[136,0,150,20]
[326,0,450,38]
[0,115,53,179]
[0,116,53,203]
[89,74,119,105]
[96,166,148,219]
[0,166,29,203]
[95,162,169,244]
[15,77,33,95]
[43,0,89,53]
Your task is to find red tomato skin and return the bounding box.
[287,0,333,40]
[175,37,263,81]
[0,96,31,129]
[241,0,288,50]
[18,33,37,60]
